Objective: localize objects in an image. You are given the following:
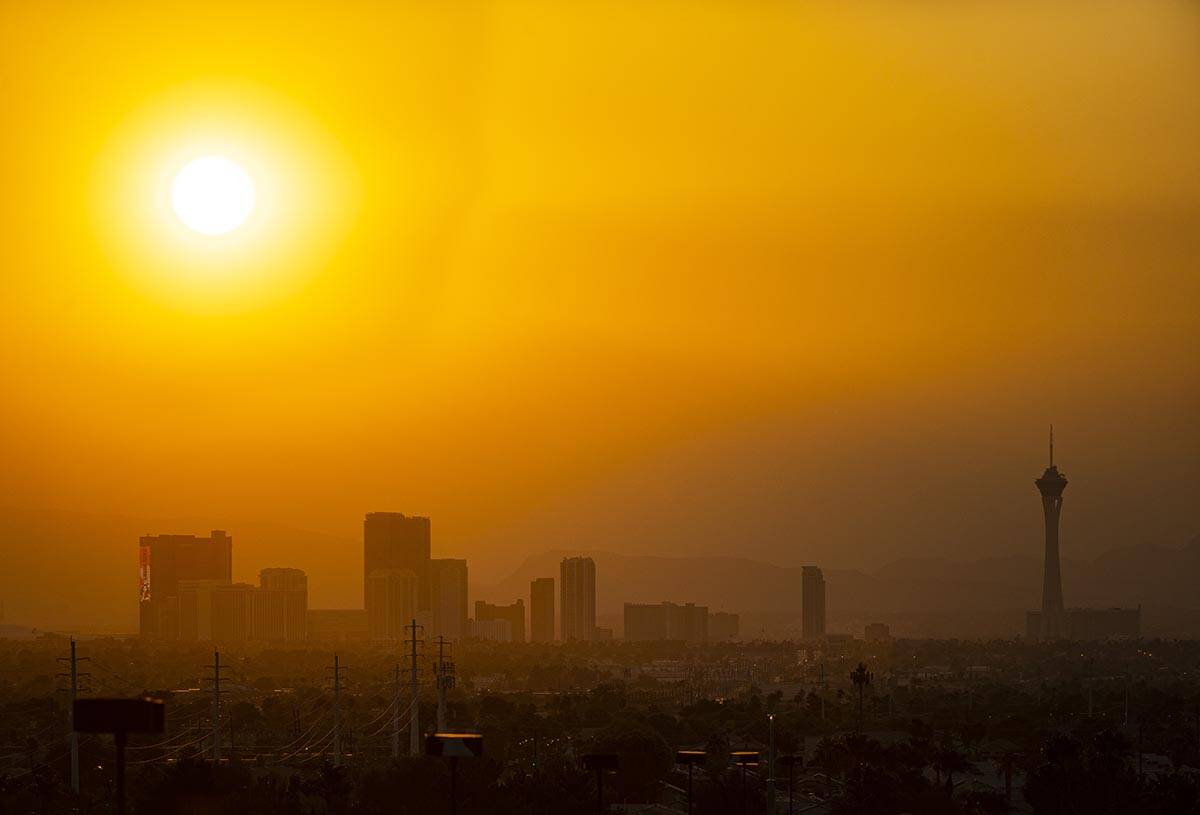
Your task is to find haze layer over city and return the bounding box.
[1,1,1198,814]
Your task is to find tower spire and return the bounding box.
[1049,424,1054,467]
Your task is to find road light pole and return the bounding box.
[768,714,776,812]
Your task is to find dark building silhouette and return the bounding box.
[624,602,708,642]
[708,611,740,640]
[560,556,596,642]
[864,622,891,642]
[1025,430,1141,640]
[366,568,419,642]
[475,599,525,643]
[802,566,826,640]
[530,577,555,642]
[255,568,308,642]
[139,530,233,638]
[363,512,431,613]
[430,558,468,642]
[1035,427,1067,638]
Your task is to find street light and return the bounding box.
[73,697,164,815]
[675,750,706,814]
[582,753,620,814]
[426,732,484,815]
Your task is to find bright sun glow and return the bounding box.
[170,156,255,235]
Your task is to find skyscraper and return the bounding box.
[475,599,526,643]
[366,568,419,642]
[623,602,709,642]
[801,566,826,640]
[254,568,309,642]
[560,557,596,642]
[530,577,555,642]
[139,530,233,638]
[430,558,469,642]
[363,512,431,612]
[1035,427,1067,639]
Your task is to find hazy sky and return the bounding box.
[1,0,1196,583]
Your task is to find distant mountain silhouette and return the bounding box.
[474,537,1200,637]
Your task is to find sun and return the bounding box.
[170,156,256,235]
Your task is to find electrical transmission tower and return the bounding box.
[405,619,424,756]
[327,654,348,766]
[57,637,90,793]
[433,635,455,732]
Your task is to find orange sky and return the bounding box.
[0,0,1197,593]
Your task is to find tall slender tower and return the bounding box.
[1035,426,1067,638]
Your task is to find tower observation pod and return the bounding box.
[1035,426,1067,638]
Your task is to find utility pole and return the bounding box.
[767,714,776,813]
[819,662,826,721]
[204,650,226,763]
[57,638,89,793]
[434,635,455,731]
[328,654,347,766]
[406,619,424,757]
[392,664,402,759]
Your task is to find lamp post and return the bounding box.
[675,750,706,814]
[582,753,620,814]
[426,732,484,815]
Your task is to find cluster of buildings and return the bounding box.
[623,602,740,642]
[137,437,1132,646]
[138,512,701,644]
[138,530,308,642]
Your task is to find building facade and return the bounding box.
[560,557,597,642]
[468,618,513,642]
[530,577,555,642]
[708,611,740,640]
[802,566,826,640]
[430,558,468,642]
[254,568,308,642]
[139,530,233,638]
[623,602,709,642]
[475,599,526,643]
[864,622,891,642]
[363,512,431,611]
[366,568,420,642]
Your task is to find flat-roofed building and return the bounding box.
[530,577,555,642]
[430,558,468,642]
[560,557,596,642]
[624,602,709,642]
[366,568,419,642]
[139,530,233,639]
[475,599,525,643]
[253,568,308,642]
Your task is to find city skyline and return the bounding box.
[1,1,1196,809]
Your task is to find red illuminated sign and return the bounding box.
[139,545,151,601]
